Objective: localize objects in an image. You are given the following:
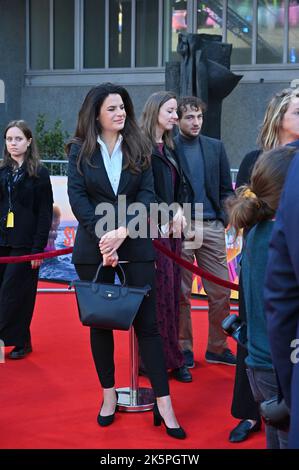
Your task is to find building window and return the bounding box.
[54,0,75,69]
[27,0,299,73]
[227,0,253,65]
[163,0,188,63]
[136,0,159,67]
[289,0,299,63]
[84,0,105,68]
[29,0,50,69]
[196,1,223,37]
[257,0,284,64]
[29,0,74,70]
[109,0,132,67]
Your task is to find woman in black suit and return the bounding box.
[67,83,186,439]
[0,120,53,359]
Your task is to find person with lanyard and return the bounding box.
[0,120,53,359]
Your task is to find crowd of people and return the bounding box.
[1,83,299,448]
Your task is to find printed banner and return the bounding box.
[191,225,242,299]
[39,176,77,282]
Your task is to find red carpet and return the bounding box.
[0,282,265,449]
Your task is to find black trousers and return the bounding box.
[0,246,39,346]
[75,262,170,398]
[231,272,260,420]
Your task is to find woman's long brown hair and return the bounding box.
[66,82,151,174]
[140,91,177,150]
[2,120,41,177]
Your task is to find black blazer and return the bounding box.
[174,134,234,225]
[0,165,53,253]
[236,149,261,188]
[67,143,156,264]
[237,139,299,189]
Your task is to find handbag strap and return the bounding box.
[92,262,126,286]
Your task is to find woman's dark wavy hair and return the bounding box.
[177,96,207,119]
[226,146,297,234]
[66,82,151,174]
[2,120,41,177]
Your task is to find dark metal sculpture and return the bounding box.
[166,33,242,139]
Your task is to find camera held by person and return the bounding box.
[221,314,248,349]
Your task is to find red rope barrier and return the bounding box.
[0,247,73,264]
[0,242,239,291]
[153,240,239,291]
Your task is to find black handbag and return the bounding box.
[71,263,151,330]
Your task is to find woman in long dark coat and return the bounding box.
[0,120,53,359]
[140,91,191,383]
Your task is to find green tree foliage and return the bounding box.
[35,114,69,174]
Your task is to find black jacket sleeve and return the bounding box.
[126,164,156,226]
[67,144,100,242]
[219,142,234,225]
[265,153,299,409]
[31,166,54,253]
[219,142,234,203]
[236,150,261,189]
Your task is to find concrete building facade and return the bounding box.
[1,0,299,167]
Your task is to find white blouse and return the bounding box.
[97,135,123,195]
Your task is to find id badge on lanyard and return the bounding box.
[6,176,14,228]
[6,211,14,228]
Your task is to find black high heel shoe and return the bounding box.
[97,391,118,427]
[153,403,186,439]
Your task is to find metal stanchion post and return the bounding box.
[116,326,155,412]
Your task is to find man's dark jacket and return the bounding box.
[174,133,234,225]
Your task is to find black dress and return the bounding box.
[152,144,184,370]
